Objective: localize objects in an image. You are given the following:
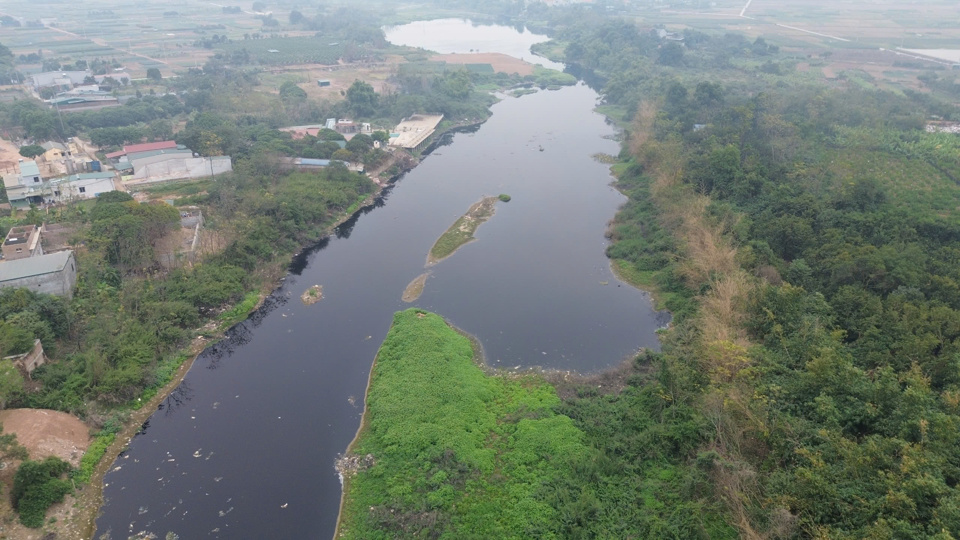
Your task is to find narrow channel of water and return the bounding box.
[94,24,666,540]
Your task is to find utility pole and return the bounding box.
[54,100,66,136]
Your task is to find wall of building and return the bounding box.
[128,151,194,170]
[56,178,115,202]
[0,254,78,299]
[131,156,232,184]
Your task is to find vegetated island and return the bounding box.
[401,272,430,303]
[336,309,590,538]
[427,196,500,265]
[301,285,324,305]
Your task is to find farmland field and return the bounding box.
[216,37,346,66]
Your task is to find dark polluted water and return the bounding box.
[94,84,668,539]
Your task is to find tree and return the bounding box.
[18,145,44,159]
[289,10,304,24]
[12,456,72,528]
[345,133,373,154]
[279,81,307,103]
[657,42,684,66]
[346,80,378,118]
[371,131,390,144]
[331,149,356,163]
[146,67,162,81]
[0,360,24,410]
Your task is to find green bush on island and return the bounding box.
[338,309,591,538]
[498,193,511,202]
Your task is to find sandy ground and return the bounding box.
[0,409,92,540]
[431,52,535,75]
[402,272,430,303]
[0,409,90,467]
[0,137,22,176]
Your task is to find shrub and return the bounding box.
[12,457,73,528]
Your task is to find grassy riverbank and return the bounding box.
[337,309,591,539]
[427,197,499,265]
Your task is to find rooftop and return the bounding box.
[64,172,116,182]
[20,161,40,178]
[389,114,444,149]
[107,140,178,159]
[4,226,36,246]
[40,141,66,152]
[0,251,73,281]
[125,148,191,163]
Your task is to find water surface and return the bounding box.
[95,23,664,540]
[383,18,564,70]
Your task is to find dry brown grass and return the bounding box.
[630,100,782,539]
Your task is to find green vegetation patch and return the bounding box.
[338,309,590,539]
[216,37,345,65]
[13,456,73,528]
[428,196,498,264]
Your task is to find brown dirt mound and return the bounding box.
[0,409,91,467]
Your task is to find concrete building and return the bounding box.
[105,140,178,160]
[29,71,91,91]
[104,141,233,185]
[4,171,118,207]
[51,172,118,201]
[2,225,43,261]
[48,93,120,112]
[129,155,232,184]
[40,141,68,161]
[3,339,47,377]
[18,160,42,185]
[0,250,78,298]
[390,114,444,152]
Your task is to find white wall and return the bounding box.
[131,156,232,184]
[52,178,116,203]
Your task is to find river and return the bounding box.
[94,20,667,540]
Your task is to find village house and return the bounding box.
[39,141,70,161]
[0,250,78,298]
[105,141,232,185]
[3,159,118,207]
[2,225,43,261]
[29,70,90,92]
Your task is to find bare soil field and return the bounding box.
[431,52,535,76]
[0,409,92,540]
[0,137,22,175]
[259,57,405,103]
[0,409,90,467]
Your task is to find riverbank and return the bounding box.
[335,309,591,539]
[427,196,499,265]
[65,184,391,540]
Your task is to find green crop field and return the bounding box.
[216,37,346,66]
